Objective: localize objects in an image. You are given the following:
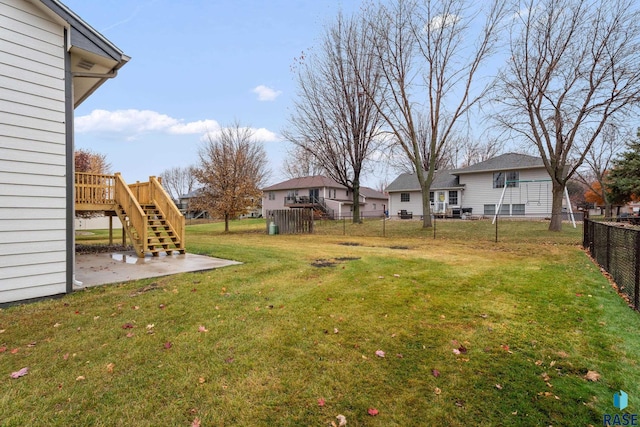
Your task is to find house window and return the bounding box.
[373,203,377,210]
[493,171,519,188]
[400,192,410,202]
[268,191,275,201]
[429,191,434,203]
[287,190,298,197]
[512,204,525,215]
[484,204,496,215]
[448,191,458,205]
[499,204,510,215]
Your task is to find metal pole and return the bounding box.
[382,213,386,237]
[495,213,498,243]
[564,186,577,228]
[433,214,436,239]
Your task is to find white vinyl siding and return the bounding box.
[388,190,422,218]
[0,0,67,303]
[460,168,552,218]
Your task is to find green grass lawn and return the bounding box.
[2,219,638,426]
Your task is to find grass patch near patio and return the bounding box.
[2,219,639,426]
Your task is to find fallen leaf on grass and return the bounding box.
[0,346,6,353]
[106,363,115,373]
[198,377,206,384]
[191,417,201,427]
[53,323,61,328]
[121,323,134,329]
[457,346,468,354]
[318,398,325,407]
[126,332,134,338]
[76,376,85,381]
[432,369,440,378]
[495,384,503,390]
[10,367,28,379]
[585,371,601,381]
[375,350,385,358]
[10,348,19,354]
[452,349,461,355]
[198,326,208,333]
[163,342,172,349]
[368,408,379,416]
[336,414,347,426]
[434,387,442,395]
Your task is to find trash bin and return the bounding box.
[268,222,279,235]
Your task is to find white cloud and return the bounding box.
[252,85,282,101]
[201,126,280,143]
[427,13,460,31]
[75,109,280,144]
[75,109,220,136]
[168,119,220,135]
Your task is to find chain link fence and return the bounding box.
[583,218,640,311]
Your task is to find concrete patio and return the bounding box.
[74,251,241,288]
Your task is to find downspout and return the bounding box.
[64,28,74,294]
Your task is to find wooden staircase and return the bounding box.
[75,172,185,257]
[143,204,185,256]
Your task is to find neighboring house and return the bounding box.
[0,0,129,303]
[387,153,556,219]
[262,175,388,219]
[179,189,261,220]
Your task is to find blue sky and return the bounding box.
[65,0,364,186]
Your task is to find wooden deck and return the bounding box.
[75,172,185,257]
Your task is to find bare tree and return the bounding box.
[494,0,640,231]
[458,137,504,168]
[281,145,326,179]
[159,166,198,202]
[192,122,270,232]
[574,125,626,217]
[362,0,507,227]
[283,12,384,223]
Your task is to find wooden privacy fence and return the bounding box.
[266,209,314,234]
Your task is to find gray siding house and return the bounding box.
[387,153,554,219]
[0,0,129,303]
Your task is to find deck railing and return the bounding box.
[149,176,185,248]
[113,173,147,257]
[75,172,115,208]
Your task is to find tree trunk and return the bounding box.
[224,213,229,232]
[421,188,432,227]
[351,183,362,224]
[549,183,565,232]
[604,203,613,219]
